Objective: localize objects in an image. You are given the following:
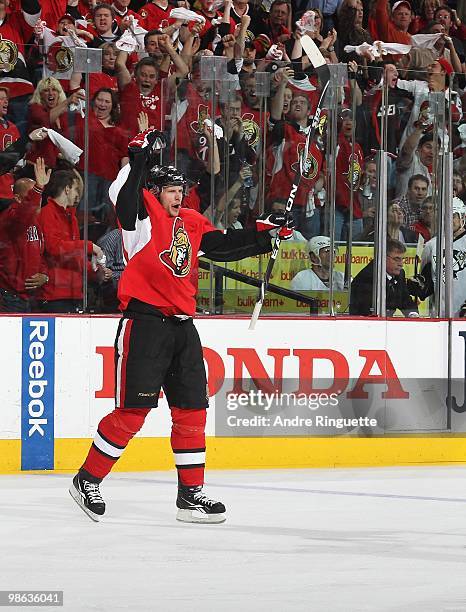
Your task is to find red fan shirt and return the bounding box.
[0,186,47,299]
[67,113,129,181]
[119,79,164,138]
[39,198,96,301]
[26,103,68,168]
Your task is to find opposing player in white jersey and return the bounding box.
[291,236,345,292]
[408,197,466,316]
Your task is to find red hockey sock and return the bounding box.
[170,407,206,487]
[80,408,150,481]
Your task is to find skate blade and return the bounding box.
[176,508,226,524]
[69,485,103,523]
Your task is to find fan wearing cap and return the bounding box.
[291,236,345,291]
[69,128,294,525]
[36,14,92,89]
[407,197,466,317]
[374,0,413,45]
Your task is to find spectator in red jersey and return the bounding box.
[138,0,172,32]
[0,158,50,313]
[267,91,325,238]
[58,87,129,222]
[39,169,112,313]
[116,45,188,138]
[335,108,365,241]
[0,0,41,136]
[34,14,94,92]
[25,77,85,173]
[0,87,20,202]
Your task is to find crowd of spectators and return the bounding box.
[0,0,465,315]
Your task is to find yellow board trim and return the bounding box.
[1,437,466,474]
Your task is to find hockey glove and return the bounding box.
[129,129,166,155]
[256,212,295,240]
[406,274,426,298]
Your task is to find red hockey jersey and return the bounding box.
[335,134,364,218]
[138,2,173,31]
[0,9,37,98]
[117,190,216,316]
[267,121,324,209]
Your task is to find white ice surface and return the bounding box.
[1,466,466,612]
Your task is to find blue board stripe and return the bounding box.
[21,318,55,470]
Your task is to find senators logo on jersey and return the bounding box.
[0,35,18,72]
[343,153,362,191]
[291,141,320,181]
[190,104,210,134]
[160,217,192,277]
[46,42,73,73]
[241,113,259,148]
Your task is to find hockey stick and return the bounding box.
[248,39,330,330]
[414,233,425,277]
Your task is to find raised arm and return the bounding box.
[110,130,166,230]
[115,49,132,91]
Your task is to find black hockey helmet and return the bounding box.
[146,165,189,195]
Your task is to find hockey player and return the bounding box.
[291,235,345,291]
[407,197,466,316]
[69,129,293,524]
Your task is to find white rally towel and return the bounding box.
[169,7,206,24]
[116,28,140,53]
[296,11,316,35]
[343,40,411,58]
[116,16,147,52]
[46,128,83,165]
[411,33,443,49]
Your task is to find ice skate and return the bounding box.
[69,473,106,522]
[176,485,226,524]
